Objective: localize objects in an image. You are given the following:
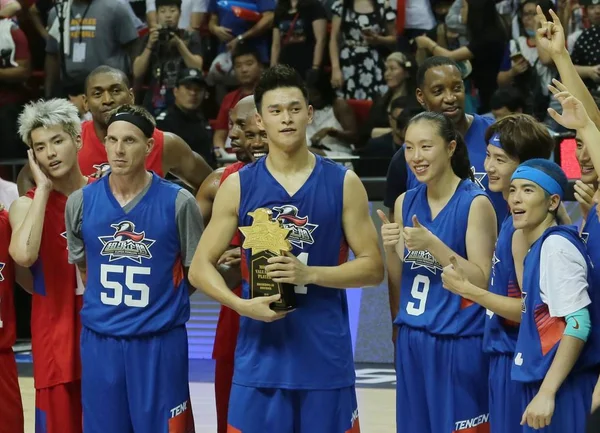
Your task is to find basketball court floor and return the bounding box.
[16,360,396,432]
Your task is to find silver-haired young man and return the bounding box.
[8,98,89,433]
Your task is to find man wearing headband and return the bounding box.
[64,104,203,433]
[441,114,555,433]
[508,159,600,433]
[17,65,214,195]
[9,99,92,433]
[195,94,268,433]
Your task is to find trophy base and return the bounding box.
[250,250,297,311]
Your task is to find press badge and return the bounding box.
[72,42,87,63]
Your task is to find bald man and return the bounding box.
[196,95,268,433]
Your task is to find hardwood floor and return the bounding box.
[18,377,396,432]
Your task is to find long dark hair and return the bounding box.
[466,0,507,44]
[407,112,474,181]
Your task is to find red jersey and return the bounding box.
[220,161,246,247]
[78,120,165,177]
[25,185,91,389]
[0,210,16,351]
[214,89,249,131]
[212,161,246,360]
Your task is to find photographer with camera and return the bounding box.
[133,0,204,115]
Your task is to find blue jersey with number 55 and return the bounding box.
[236,155,355,390]
[395,180,488,336]
[80,174,190,337]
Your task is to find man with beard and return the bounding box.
[17,66,213,194]
[195,95,268,433]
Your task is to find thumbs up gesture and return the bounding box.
[377,209,401,248]
[402,215,433,251]
[441,256,470,296]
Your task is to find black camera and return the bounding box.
[158,27,175,43]
[0,49,12,68]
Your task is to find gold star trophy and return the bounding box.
[239,208,297,311]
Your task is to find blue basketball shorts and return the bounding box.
[80,326,194,433]
[395,326,490,433]
[488,353,522,433]
[226,384,360,433]
[520,369,597,433]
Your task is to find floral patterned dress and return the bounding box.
[332,0,396,100]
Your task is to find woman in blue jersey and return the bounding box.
[505,159,599,432]
[380,111,497,433]
[440,114,555,433]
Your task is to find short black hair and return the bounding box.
[490,86,526,112]
[394,104,424,128]
[231,41,262,65]
[416,56,461,88]
[85,65,130,94]
[64,74,86,97]
[156,0,182,9]
[254,65,309,114]
[305,68,335,106]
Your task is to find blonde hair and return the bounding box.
[18,99,81,146]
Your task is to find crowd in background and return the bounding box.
[0,0,599,179]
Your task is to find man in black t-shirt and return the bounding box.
[156,68,215,168]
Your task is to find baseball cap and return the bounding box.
[177,68,206,86]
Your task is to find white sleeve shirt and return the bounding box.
[539,234,591,318]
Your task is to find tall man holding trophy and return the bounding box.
[189,65,384,432]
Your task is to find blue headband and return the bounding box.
[510,166,564,199]
[488,133,502,148]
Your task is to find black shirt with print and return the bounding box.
[274,0,328,79]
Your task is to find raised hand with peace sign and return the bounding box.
[535,6,566,58]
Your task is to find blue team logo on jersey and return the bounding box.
[582,232,590,244]
[521,291,527,313]
[98,221,156,263]
[470,166,487,190]
[403,250,443,275]
[0,262,5,282]
[272,205,318,249]
[92,163,111,173]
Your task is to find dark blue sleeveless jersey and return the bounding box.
[512,225,600,383]
[80,173,190,337]
[394,179,488,336]
[483,215,520,354]
[406,114,507,226]
[236,155,354,390]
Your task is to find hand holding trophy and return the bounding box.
[239,208,297,311]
